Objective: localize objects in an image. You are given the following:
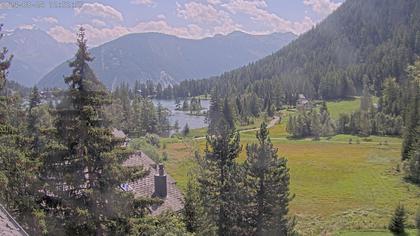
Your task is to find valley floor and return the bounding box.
[157,115,420,235]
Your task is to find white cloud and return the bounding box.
[47,26,76,43]
[131,20,205,39]
[33,16,59,24]
[0,2,12,9]
[176,1,242,36]
[130,0,154,6]
[18,24,35,30]
[75,2,123,22]
[303,0,341,16]
[156,14,166,20]
[91,19,107,28]
[207,0,222,5]
[47,19,206,46]
[222,0,315,34]
[177,2,231,25]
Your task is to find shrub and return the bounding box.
[145,133,160,148]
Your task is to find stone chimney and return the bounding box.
[154,163,167,198]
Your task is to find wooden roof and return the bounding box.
[123,152,184,215]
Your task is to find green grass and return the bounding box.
[152,99,420,235]
[325,97,379,119]
[325,97,361,119]
[161,131,420,235]
[338,229,418,235]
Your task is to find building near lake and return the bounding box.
[122,152,184,215]
[296,94,312,111]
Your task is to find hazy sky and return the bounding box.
[0,0,344,46]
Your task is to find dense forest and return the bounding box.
[160,0,420,104]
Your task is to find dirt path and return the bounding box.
[193,116,280,140]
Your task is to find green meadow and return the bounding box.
[156,100,420,235]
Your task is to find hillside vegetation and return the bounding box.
[170,0,420,102]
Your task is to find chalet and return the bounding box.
[296,94,312,111]
[0,204,29,236]
[122,152,184,215]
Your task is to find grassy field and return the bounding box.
[161,135,420,235]
[158,119,420,235]
[325,97,379,119]
[325,98,361,119]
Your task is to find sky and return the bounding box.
[0,0,344,46]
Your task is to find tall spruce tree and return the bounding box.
[402,61,420,161]
[183,175,205,234]
[196,108,242,235]
[41,28,145,235]
[242,122,294,235]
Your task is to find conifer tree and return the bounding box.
[182,123,190,136]
[402,62,420,161]
[222,98,235,130]
[183,175,205,233]
[208,90,223,135]
[41,28,145,234]
[310,111,321,140]
[27,86,43,156]
[242,122,294,235]
[388,204,406,235]
[196,109,242,235]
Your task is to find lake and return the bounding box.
[152,99,210,130]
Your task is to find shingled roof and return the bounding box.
[123,152,184,216]
[0,204,29,236]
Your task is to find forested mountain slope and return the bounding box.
[173,0,420,101]
[38,31,296,89]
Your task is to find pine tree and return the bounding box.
[41,28,145,234]
[286,115,296,137]
[208,90,223,135]
[139,98,158,135]
[27,86,43,156]
[388,204,406,235]
[182,123,190,136]
[402,62,420,161]
[222,98,235,130]
[310,111,321,140]
[196,113,242,235]
[242,122,294,235]
[183,176,205,233]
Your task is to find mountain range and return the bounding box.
[2,29,76,86]
[194,0,420,100]
[37,31,296,89]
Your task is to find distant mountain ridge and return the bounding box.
[195,0,420,100]
[3,29,76,86]
[38,31,297,89]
